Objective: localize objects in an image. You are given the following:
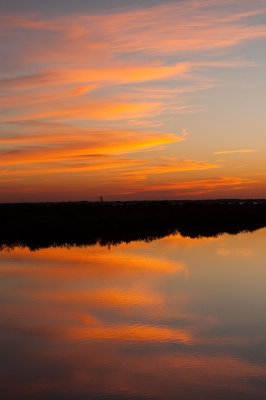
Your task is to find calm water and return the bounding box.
[1,229,266,400]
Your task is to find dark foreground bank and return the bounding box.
[1,200,266,250]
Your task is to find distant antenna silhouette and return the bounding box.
[100,196,104,203]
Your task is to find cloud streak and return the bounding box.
[0,0,265,200]
[214,149,256,155]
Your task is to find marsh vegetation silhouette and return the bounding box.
[0,200,266,250]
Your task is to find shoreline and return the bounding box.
[1,200,266,250]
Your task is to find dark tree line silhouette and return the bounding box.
[0,200,266,250]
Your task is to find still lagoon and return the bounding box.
[1,228,266,399]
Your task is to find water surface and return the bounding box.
[1,229,266,399]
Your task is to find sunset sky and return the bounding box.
[1,0,266,202]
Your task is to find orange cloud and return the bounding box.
[116,177,259,198]
[0,64,187,91]
[0,158,142,178]
[0,99,162,123]
[122,160,219,179]
[0,129,182,168]
[0,84,97,110]
[214,149,256,155]
[0,1,265,201]
[2,1,266,59]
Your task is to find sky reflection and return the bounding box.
[1,229,266,399]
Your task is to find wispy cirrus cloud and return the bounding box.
[0,122,218,195]
[0,0,265,200]
[0,64,188,91]
[0,100,162,123]
[0,127,183,165]
[1,0,265,124]
[113,177,259,198]
[214,149,256,155]
[119,160,219,181]
[1,0,265,59]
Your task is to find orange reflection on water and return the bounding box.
[1,230,266,399]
